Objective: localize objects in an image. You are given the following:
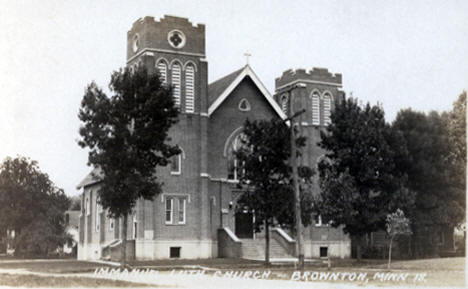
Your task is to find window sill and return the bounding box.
[165,223,186,226]
[171,172,181,176]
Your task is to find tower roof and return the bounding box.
[207,65,287,119]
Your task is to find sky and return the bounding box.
[0,0,467,197]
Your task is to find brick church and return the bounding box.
[77,15,351,261]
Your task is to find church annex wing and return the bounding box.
[208,65,287,119]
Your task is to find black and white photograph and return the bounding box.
[0,0,466,288]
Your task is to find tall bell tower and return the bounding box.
[126,15,208,115]
[126,16,212,251]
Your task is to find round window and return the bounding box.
[168,30,186,49]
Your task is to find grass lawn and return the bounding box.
[0,273,153,287]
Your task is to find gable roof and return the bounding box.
[208,65,287,119]
[76,167,103,189]
[208,67,244,107]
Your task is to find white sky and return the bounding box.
[0,0,467,197]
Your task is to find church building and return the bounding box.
[77,15,351,261]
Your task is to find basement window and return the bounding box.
[170,247,181,258]
[320,247,328,258]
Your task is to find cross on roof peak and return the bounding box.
[243,52,252,65]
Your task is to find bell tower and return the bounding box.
[274,68,345,181]
[126,15,208,115]
[126,16,212,247]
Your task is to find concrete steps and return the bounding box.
[240,238,294,259]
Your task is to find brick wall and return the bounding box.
[127,16,205,61]
[208,77,279,179]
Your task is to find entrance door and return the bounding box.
[235,211,254,238]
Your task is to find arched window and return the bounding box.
[323,92,332,126]
[109,216,114,231]
[170,154,181,175]
[157,61,167,84]
[185,64,195,113]
[170,147,184,175]
[95,199,102,232]
[227,133,246,180]
[281,94,288,114]
[311,91,320,125]
[85,197,90,216]
[171,63,181,107]
[132,214,138,239]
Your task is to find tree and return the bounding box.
[386,209,411,269]
[317,98,413,260]
[447,91,467,247]
[235,118,313,265]
[78,66,180,267]
[0,156,71,257]
[393,108,465,256]
[447,91,466,225]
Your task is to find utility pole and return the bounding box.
[287,84,306,270]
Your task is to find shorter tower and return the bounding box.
[274,68,349,258]
[274,68,344,176]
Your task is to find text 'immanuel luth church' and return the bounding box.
[77,15,350,261]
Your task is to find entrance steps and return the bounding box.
[240,238,294,259]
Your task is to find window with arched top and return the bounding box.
[323,92,332,126]
[171,63,181,107]
[170,147,184,175]
[185,64,195,113]
[171,154,182,175]
[132,214,138,239]
[227,133,246,180]
[157,61,167,84]
[281,94,288,114]
[95,198,102,232]
[311,91,320,125]
[85,197,90,216]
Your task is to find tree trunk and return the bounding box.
[387,236,394,269]
[408,235,412,258]
[265,220,270,266]
[356,235,362,262]
[121,214,128,268]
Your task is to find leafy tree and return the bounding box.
[78,66,179,266]
[386,209,411,269]
[393,108,465,256]
[447,91,467,248]
[0,156,71,257]
[447,91,466,224]
[317,98,413,260]
[235,118,313,265]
